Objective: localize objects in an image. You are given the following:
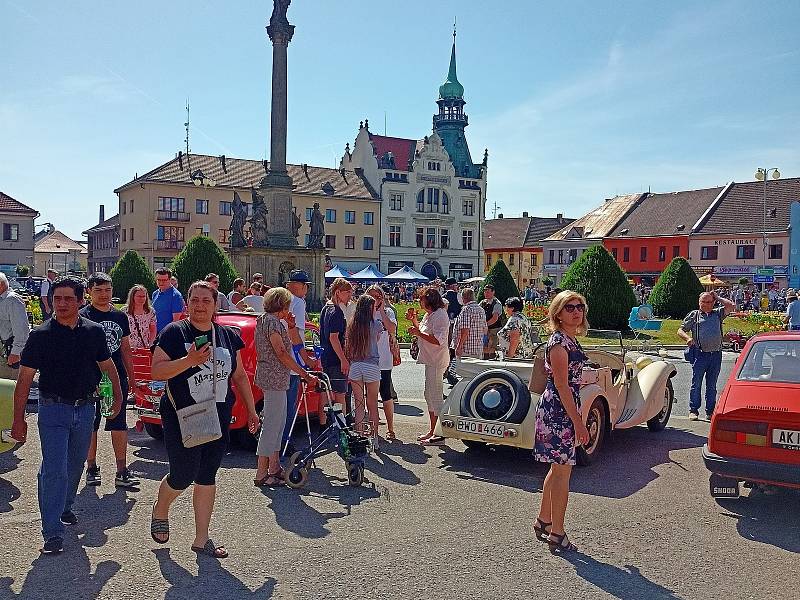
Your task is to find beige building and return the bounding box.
[0,191,39,276]
[33,227,88,275]
[83,204,120,274]
[114,154,380,272]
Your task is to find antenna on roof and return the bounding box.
[492,198,501,219]
[184,99,191,171]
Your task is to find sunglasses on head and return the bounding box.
[563,303,586,313]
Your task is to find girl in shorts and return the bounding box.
[345,294,385,448]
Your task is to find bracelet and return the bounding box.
[292,343,305,353]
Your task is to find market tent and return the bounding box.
[699,274,729,287]
[348,265,387,280]
[384,265,429,281]
[324,265,350,279]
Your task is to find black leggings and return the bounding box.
[379,370,393,403]
[161,404,229,490]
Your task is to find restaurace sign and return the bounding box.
[713,238,759,246]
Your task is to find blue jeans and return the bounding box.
[37,397,95,541]
[689,351,723,415]
[282,375,301,443]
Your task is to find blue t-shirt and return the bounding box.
[787,300,800,329]
[152,286,184,333]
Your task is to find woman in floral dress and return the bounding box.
[497,297,538,359]
[534,290,591,553]
[125,284,157,349]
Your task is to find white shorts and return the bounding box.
[348,361,381,384]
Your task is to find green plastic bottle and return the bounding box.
[99,373,114,417]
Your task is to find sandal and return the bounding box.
[253,474,270,487]
[191,538,229,559]
[150,502,169,544]
[533,518,551,542]
[265,468,285,487]
[547,532,578,554]
[386,431,397,441]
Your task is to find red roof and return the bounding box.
[368,134,417,171]
[0,191,38,215]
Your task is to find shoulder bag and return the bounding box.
[528,343,548,395]
[166,323,222,448]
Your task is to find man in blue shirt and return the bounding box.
[785,291,800,331]
[152,268,185,333]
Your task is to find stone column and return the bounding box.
[265,22,293,185]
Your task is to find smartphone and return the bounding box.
[195,335,209,349]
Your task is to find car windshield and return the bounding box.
[737,339,800,384]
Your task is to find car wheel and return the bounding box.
[460,370,531,424]
[462,439,488,451]
[143,422,164,440]
[576,398,607,466]
[647,380,674,432]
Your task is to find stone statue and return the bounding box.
[270,0,291,28]
[291,207,301,240]
[307,202,325,248]
[229,191,247,248]
[249,188,269,247]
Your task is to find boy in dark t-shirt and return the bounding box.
[80,272,140,489]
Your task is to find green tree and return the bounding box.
[560,245,636,330]
[479,259,519,303]
[109,250,156,303]
[737,277,749,285]
[171,235,238,296]
[15,264,29,277]
[649,257,704,319]
[541,275,554,288]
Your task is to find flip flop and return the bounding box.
[386,431,397,441]
[150,502,169,544]
[191,539,229,559]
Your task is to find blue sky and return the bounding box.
[2,0,799,239]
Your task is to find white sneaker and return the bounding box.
[688,411,699,421]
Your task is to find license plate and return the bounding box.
[456,419,505,438]
[709,473,739,498]
[772,428,800,450]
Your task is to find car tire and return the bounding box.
[143,422,164,440]
[647,380,674,432]
[460,370,531,424]
[576,398,607,466]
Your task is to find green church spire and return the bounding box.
[438,27,464,100]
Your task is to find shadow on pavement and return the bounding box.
[392,403,424,417]
[154,548,276,599]
[437,425,707,499]
[75,486,138,548]
[0,547,120,599]
[562,554,681,599]
[0,452,22,513]
[716,488,800,553]
[365,447,421,486]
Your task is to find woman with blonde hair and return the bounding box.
[320,278,354,410]
[125,284,157,349]
[534,290,591,554]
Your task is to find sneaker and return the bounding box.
[40,537,64,554]
[60,511,77,526]
[114,468,141,488]
[688,411,699,421]
[705,413,714,421]
[85,466,101,487]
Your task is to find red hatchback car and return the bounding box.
[703,332,800,498]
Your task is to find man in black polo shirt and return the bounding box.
[11,276,123,555]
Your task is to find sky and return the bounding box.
[2,0,799,240]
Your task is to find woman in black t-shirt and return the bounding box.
[149,281,259,559]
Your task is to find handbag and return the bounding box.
[410,337,419,360]
[390,334,402,367]
[528,345,548,394]
[166,324,222,448]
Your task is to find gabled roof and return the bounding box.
[608,186,724,238]
[83,214,119,236]
[483,217,530,249]
[368,134,417,171]
[34,230,87,254]
[544,194,645,242]
[0,191,38,216]
[694,178,800,235]
[115,154,378,201]
[525,216,576,245]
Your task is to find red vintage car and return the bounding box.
[703,332,800,498]
[133,313,322,448]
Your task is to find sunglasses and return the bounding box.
[563,303,586,313]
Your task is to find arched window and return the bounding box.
[416,190,424,212]
[441,191,450,214]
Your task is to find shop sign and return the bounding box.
[712,265,788,276]
[712,238,759,246]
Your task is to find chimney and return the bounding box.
[498,213,504,219]
[522,211,529,218]
[556,213,563,222]
[99,204,105,224]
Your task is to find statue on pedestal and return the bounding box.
[249,188,269,247]
[229,191,248,248]
[291,207,302,241]
[270,0,291,28]
[307,202,325,248]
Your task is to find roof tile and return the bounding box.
[695,178,800,234]
[0,191,38,215]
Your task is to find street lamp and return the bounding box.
[754,167,780,291]
[191,169,217,188]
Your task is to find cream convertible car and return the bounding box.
[435,330,677,465]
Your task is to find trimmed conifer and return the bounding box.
[479,259,519,303]
[170,236,238,296]
[649,257,704,318]
[109,250,156,303]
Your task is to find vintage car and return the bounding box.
[703,332,800,498]
[435,330,676,465]
[134,313,322,448]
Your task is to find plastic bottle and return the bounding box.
[99,373,114,417]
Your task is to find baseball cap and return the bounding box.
[288,270,312,284]
[252,273,263,279]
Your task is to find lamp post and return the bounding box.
[754,167,780,292]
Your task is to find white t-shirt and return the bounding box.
[281,294,307,365]
[417,307,450,369]
[40,279,51,300]
[376,306,398,370]
[241,294,264,313]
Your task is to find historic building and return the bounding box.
[341,35,487,281]
[0,191,39,276]
[33,226,88,275]
[83,204,120,274]
[114,154,380,271]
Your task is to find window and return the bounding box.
[129,228,134,241]
[390,193,403,211]
[219,201,232,216]
[156,226,184,244]
[673,246,680,258]
[416,191,424,212]
[196,199,209,214]
[345,235,355,249]
[364,211,374,225]
[769,244,783,260]
[363,237,374,250]
[427,161,441,171]
[427,188,440,212]
[623,247,630,262]
[389,226,401,247]
[462,229,473,250]
[700,246,718,260]
[441,192,449,214]
[218,229,230,244]
[130,199,134,213]
[659,246,666,262]
[326,209,336,223]
[549,250,555,264]
[122,201,126,215]
[440,228,449,249]
[558,250,564,264]
[427,227,436,248]
[416,227,424,248]
[304,234,310,246]
[463,199,474,216]
[736,245,755,260]
[509,253,515,266]
[2,223,19,241]
[345,210,355,224]
[305,207,313,221]
[611,247,618,260]
[158,196,185,212]
[487,253,492,266]
[122,228,126,242]
[325,234,336,249]
[532,254,538,266]
[499,253,504,263]
[640,247,647,262]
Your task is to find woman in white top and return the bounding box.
[124,284,157,349]
[407,286,450,445]
[366,284,398,440]
[241,282,265,313]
